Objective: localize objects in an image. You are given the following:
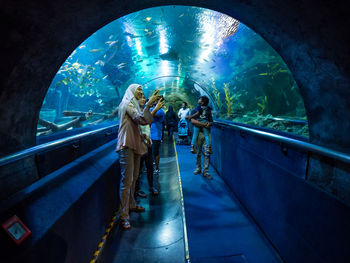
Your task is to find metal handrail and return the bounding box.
[214,120,350,164]
[0,124,118,167]
[1,120,349,167]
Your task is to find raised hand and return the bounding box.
[155,97,164,111]
[147,90,160,106]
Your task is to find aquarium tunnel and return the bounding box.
[1,1,350,263]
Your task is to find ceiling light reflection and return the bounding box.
[158,26,169,54]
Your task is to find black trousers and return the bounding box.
[135,146,154,191]
[167,124,176,140]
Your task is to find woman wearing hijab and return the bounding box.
[165,105,178,141]
[116,84,160,229]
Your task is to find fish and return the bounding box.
[124,32,142,38]
[201,73,206,76]
[203,59,209,62]
[186,40,193,43]
[150,21,162,25]
[117,62,127,69]
[179,13,184,18]
[94,60,105,66]
[159,49,179,61]
[212,58,216,62]
[144,29,149,32]
[109,35,114,39]
[105,40,118,46]
[102,75,108,80]
[72,62,80,69]
[271,63,279,69]
[145,31,153,36]
[62,78,69,85]
[137,59,143,62]
[145,17,152,21]
[210,65,216,69]
[89,49,103,53]
[78,45,86,49]
[146,63,152,66]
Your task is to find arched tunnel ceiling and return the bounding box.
[1,0,350,155]
[41,6,307,137]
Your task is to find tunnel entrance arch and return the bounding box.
[1,3,350,261]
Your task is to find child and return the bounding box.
[187,95,213,154]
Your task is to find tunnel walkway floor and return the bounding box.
[102,138,282,263]
[175,144,282,263]
[102,139,186,263]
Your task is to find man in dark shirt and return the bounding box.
[191,118,213,179]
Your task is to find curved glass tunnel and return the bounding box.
[2,5,350,263]
[38,6,308,140]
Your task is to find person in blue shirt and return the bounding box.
[150,95,165,176]
[187,95,213,154]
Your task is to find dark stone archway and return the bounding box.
[1,0,350,157]
[1,2,350,257]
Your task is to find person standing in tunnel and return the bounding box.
[191,118,213,179]
[178,101,191,143]
[165,105,178,141]
[178,102,190,120]
[187,95,213,154]
[135,95,163,198]
[150,95,165,176]
[116,84,160,230]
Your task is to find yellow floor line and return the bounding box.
[90,210,119,263]
[173,139,191,263]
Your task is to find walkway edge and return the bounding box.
[173,140,191,263]
[90,210,119,263]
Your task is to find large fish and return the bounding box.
[89,49,103,53]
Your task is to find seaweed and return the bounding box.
[211,78,222,110]
[258,63,288,79]
[223,83,234,117]
[256,95,268,114]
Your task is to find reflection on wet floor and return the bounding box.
[103,139,185,263]
[103,138,282,263]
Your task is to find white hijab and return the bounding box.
[118,84,142,124]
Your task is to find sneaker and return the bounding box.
[136,190,146,198]
[120,219,131,230]
[203,173,213,180]
[130,205,145,212]
[206,146,212,154]
[193,168,201,175]
[190,145,196,154]
[150,187,159,196]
